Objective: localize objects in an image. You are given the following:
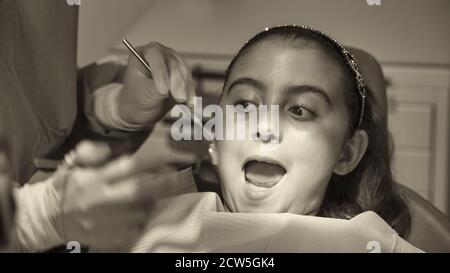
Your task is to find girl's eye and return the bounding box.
[287,105,316,120]
[234,100,258,113]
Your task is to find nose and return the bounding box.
[255,131,277,143]
[251,106,282,144]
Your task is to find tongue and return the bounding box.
[244,161,286,188]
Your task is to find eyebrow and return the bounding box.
[226,77,332,106]
[286,85,332,106]
[227,77,266,95]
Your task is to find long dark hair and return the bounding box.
[223,25,411,237]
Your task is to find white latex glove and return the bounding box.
[117,42,196,127]
[12,141,155,252]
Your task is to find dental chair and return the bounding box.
[348,48,450,252]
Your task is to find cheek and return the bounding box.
[279,125,345,213]
[282,123,345,170]
[214,140,245,211]
[216,140,241,161]
[215,140,242,180]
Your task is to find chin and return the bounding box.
[231,195,285,213]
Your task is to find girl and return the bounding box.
[212,25,410,235]
[118,25,419,252]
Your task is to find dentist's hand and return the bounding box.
[50,141,154,249]
[117,42,196,127]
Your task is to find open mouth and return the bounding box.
[243,158,287,188]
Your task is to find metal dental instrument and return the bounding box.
[122,39,153,78]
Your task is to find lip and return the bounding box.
[241,156,287,200]
[242,156,287,172]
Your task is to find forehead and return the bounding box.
[225,40,347,98]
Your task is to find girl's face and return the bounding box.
[212,40,354,214]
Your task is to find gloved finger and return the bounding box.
[167,56,188,103]
[125,52,161,99]
[174,54,197,109]
[74,141,112,168]
[102,177,144,204]
[97,156,138,184]
[81,57,127,90]
[141,42,170,99]
[103,177,155,212]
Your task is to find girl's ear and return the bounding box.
[208,142,219,166]
[334,129,369,175]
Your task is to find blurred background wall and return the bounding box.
[77,0,450,215]
[78,0,450,67]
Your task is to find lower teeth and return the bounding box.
[246,179,273,188]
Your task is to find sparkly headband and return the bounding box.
[234,25,367,128]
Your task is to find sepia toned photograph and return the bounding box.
[0,0,449,265]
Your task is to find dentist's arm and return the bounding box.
[8,141,155,252]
